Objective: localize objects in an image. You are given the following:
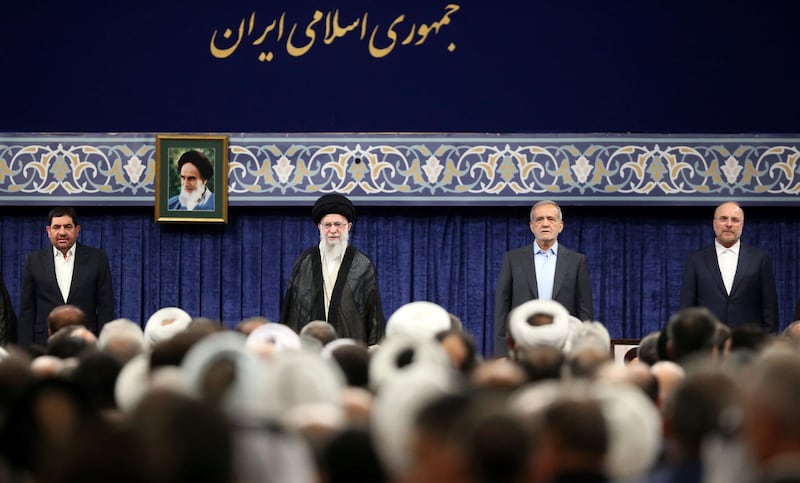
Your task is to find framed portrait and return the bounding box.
[155,134,229,223]
[610,338,640,365]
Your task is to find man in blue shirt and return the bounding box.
[494,200,593,356]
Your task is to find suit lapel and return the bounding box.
[552,247,568,298]
[703,245,728,296]
[729,244,750,296]
[41,247,66,303]
[66,244,82,303]
[523,244,539,298]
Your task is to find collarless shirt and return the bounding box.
[319,241,345,318]
[534,241,558,300]
[715,239,740,295]
[53,244,76,303]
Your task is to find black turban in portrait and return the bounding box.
[177,150,214,181]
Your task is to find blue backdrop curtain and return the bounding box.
[1,205,798,355]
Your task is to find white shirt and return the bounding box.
[53,244,76,303]
[715,239,740,295]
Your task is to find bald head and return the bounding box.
[47,305,88,336]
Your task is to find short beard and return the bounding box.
[320,230,349,261]
[179,184,205,210]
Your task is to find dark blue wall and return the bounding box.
[3,1,799,133]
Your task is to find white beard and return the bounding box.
[320,229,349,261]
[179,184,206,210]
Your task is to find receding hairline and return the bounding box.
[530,200,563,222]
[714,201,744,219]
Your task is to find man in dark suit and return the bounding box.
[680,201,778,332]
[0,274,17,345]
[494,200,593,356]
[17,207,114,346]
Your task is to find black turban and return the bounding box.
[177,150,214,181]
[312,194,355,224]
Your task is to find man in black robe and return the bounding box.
[281,194,385,345]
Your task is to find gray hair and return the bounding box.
[530,200,563,222]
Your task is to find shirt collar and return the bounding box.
[53,244,76,259]
[534,241,559,255]
[715,239,740,256]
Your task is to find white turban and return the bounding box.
[114,353,150,412]
[182,331,272,424]
[368,334,452,391]
[371,362,460,477]
[508,299,571,349]
[594,381,662,481]
[385,301,451,342]
[143,307,192,350]
[245,322,302,353]
[253,351,347,426]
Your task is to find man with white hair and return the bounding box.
[494,200,593,356]
[281,194,385,345]
[98,318,145,363]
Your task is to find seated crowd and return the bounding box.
[1,301,800,483]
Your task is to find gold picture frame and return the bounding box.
[155,134,228,223]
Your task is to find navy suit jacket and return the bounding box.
[680,243,778,332]
[494,243,593,356]
[18,243,114,346]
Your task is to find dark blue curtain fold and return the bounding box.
[1,205,797,355]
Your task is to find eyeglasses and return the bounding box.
[319,222,349,229]
[715,216,743,224]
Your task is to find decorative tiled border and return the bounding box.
[1,133,798,206]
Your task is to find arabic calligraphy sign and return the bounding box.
[210,4,460,61]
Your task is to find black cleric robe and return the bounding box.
[281,245,385,345]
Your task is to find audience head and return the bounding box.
[97,318,145,364]
[741,350,800,468]
[533,396,608,481]
[727,323,769,354]
[507,299,571,354]
[781,319,800,341]
[245,322,302,359]
[300,320,338,346]
[46,325,96,359]
[636,331,660,365]
[385,301,451,342]
[323,340,370,388]
[233,316,270,336]
[662,370,740,459]
[436,329,479,375]
[47,304,88,337]
[130,390,233,483]
[650,360,685,409]
[564,319,611,355]
[514,344,565,382]
[143,307,192,350]
[666,307,719,363]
